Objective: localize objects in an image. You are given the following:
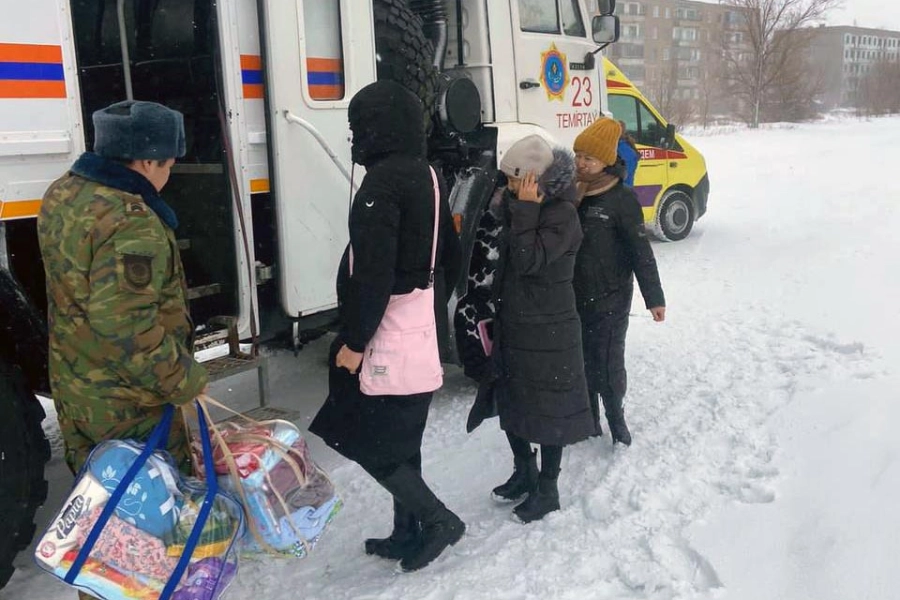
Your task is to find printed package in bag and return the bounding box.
[34,403,244,600]
[192,396,342,558]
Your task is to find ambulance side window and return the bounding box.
[636,101,665,147]
[608,94,639,137]
[519,0,561,34]
[609,95,669,149]
[561,0,587,37]
[302,0,346,100]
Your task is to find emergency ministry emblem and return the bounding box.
[541,44,569,101]
[123,254,153,289]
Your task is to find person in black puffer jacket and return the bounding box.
[572,117,667,447]
[470,135,593,524]
[309,81,463,573]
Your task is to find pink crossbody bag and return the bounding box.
[350,166,443,396]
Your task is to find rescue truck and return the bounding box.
[0,0,631,584]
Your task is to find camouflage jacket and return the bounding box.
[37,153,208,427]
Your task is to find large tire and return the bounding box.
[0,359,50,589]
[654,189,695,241]
[373,0,438,131]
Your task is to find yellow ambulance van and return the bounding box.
[604,58,710,241]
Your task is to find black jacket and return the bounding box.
[337,81,461,353]
[574,182,665,315]
[493,149,594,446]
[311,81,459,469]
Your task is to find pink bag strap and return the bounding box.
[349,166,441,288]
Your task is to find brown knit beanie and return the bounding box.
[573,117,621,166]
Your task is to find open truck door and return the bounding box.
[259,0,376,319]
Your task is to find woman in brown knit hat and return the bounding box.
[571,117,667,446]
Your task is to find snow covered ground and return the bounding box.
[9,115,900,599]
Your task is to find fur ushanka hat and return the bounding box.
[92,100,186,161]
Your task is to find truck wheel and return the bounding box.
[0,359,51,589]
[654,189,695,241]
[373,0,438,131]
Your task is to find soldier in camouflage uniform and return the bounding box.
[37,100,208,478]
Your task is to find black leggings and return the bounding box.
[366,450,422,481]
[506,431,562,479]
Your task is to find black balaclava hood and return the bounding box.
[348,80,427,167]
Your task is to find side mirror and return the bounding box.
[597,0,617,15]
[592,15,620,45]
[664,123,677,148]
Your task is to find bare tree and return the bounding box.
[697,38,726,128]
[858,57,900,116]
[645,42,680,117]
[719,0,842,127]
[764,30,827,121]
[668,97,698,126]
[685,23,738,128]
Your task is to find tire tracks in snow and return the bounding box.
[230,314,876,600]
[562,311,876,598]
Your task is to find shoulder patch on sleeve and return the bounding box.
[126,200,148,215]
[123,254,153,289]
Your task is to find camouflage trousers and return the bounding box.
[56,399,191,475]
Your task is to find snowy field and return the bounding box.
[8,115,900,600]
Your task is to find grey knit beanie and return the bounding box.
[499,134,554,178]
[92,100,186,160]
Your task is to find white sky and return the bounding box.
[692,1,900,32]
[826,0,900,31]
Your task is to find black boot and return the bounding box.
[604,396,632,446]
[608,416,631,446]
[375,464,465,572]
[364,498,420,559]
[589,393,603,437]
[513,475,560,523]
[491,449,538,503]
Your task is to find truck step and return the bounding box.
[187,283,223,300]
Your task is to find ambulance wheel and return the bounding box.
[0,359,50,589]
[655,189,695,241]
[373,0,439,131]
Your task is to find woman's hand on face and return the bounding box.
[517,171,544,203]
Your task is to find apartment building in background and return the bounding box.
[805,25,900,108]
[602,0,750,119]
